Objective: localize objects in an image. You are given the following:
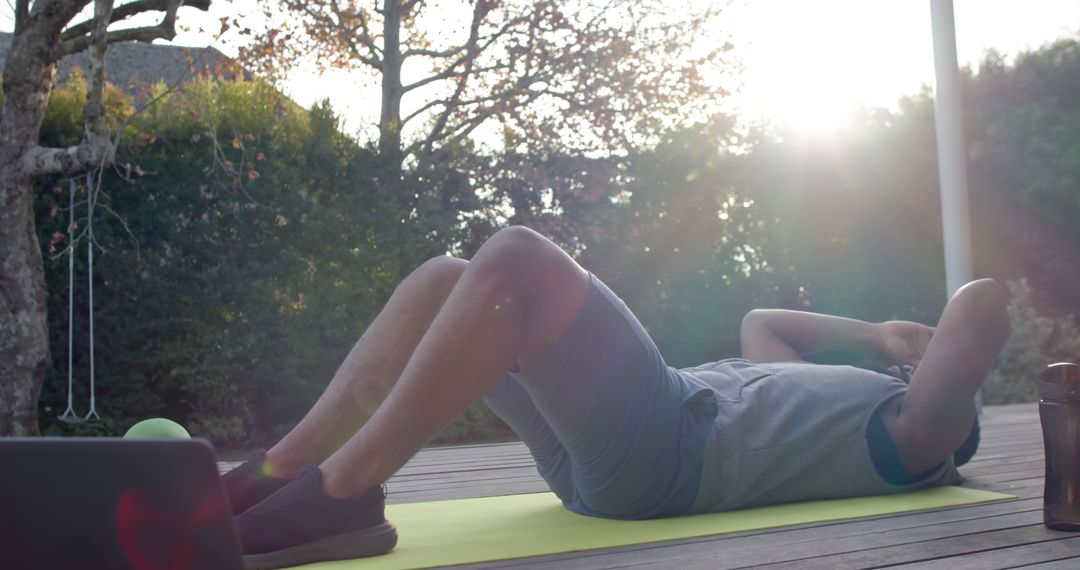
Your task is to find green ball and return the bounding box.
[124,418,191,440]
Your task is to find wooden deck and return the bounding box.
[228,403,1080,568]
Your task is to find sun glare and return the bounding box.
[751,57,864,136]
[729,0,933,136]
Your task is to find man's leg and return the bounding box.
[317,226,590,498]
[883,278,1011,475]
[236,226,590,565]
[483,376,575,500]
[264,256,468,477]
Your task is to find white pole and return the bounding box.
[929,0,974,297]
[930,0,982,412]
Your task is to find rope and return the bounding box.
[59,178,79,423]
[85,171,100,422]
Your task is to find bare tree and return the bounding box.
[242,0,731,176]
[0,0,210,435]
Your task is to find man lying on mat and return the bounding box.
[223,226,1010,570]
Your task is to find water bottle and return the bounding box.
[1039,362,1080,531]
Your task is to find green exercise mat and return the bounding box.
[298,486,1014,569]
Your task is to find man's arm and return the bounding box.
[740,309,934,365]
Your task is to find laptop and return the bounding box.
[0,438,243,570]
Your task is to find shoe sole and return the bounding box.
[243,522,398,569]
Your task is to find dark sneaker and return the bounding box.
[221,450,292,515]
[235,466,397,569]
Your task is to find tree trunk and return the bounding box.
[0,33,59,436]
[379,0,404,176]
[0,175,48,436]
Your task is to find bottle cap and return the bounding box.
[1039,362,1080,401]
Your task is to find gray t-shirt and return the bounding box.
[680,359,962,513]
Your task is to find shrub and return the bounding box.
[34,76,455,448]
[432,401,514,445]
[984,279,1080,404]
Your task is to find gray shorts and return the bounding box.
[482,274,717,519]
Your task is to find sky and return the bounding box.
[4,0,1080,137]
[729,0,1080,133]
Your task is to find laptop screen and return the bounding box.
[0,438,242,570]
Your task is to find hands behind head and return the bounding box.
[880,320,935,369]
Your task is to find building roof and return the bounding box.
[0,31,247,93]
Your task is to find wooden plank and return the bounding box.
[987,470,1045,484]
[1020,556,1080,569]
[392,459,538,477]
[389,480,550,503]
[740,526,1075,570]
[889,536,1080,569]
[390,466,541,485]
[961,453,1043,470]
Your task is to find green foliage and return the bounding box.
[38,70,133,147]
[532,40,1080,377]
[525,112,951,368]
[34,77,472,447]
[433,402,515,445]
[962,41,1080,318]
[33,37,1080,449]
[580,120,777,366]
[984,280,1080,404]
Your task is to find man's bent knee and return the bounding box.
[953,278,1007,310]
[472,226,550,268]
[951,278,1010,345]
[414,256,468,289]
[468,226,589,362]
[468,226,571,289]
[889,278,1010,474]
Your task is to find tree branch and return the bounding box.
[410,0,525,162]
[415,7,482,159]
[329,0,380,55]
[411,5,547,167]
[54,0,205,58]
[401,65,462,94]
[85,0,114,144]
[403,90,510,127]
[337,31,382,69]
[282,0,381,69]
[411,61,509,95]
[23,0,91,49]
[401,3,517,85]
[13,0,29,33]
[402,44,467,60]
[24,0,118,177]
[531,87,589,111]
[61,0,211,41]
[22,139,95,177]
[400,98,447,127]
[414,100,502,171]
